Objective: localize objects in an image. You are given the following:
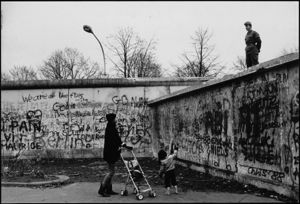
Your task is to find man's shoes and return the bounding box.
[107,183,118,195]
[101,192,111,197]
[98,183,110,197]
[98,183,104,195]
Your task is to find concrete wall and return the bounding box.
[1,77,208,159]
[148,53,299,199]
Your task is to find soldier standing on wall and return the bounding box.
[244,21,262,68]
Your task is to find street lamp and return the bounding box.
[83,25,107,77]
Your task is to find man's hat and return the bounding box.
[244,21,252,26]
[106,113,116,122]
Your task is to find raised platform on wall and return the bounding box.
[148,53,299,200]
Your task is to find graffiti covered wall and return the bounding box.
[1,78,203,158]
[154,87,236,173]
[234,71,299,188]
[149,53,299,199]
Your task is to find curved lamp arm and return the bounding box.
[83,25,106,76]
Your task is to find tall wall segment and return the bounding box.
[148,53,299,199]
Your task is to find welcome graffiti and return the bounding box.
[1,90,152,155]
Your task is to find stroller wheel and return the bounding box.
[136,193,144,200]
[120,190,128,196]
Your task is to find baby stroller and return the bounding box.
[120,146,156,200]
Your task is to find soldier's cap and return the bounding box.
[244,21,252,26]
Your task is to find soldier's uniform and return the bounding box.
[244,22,262,68]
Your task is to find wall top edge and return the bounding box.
[0,77,211,90]
[148,52,299,106]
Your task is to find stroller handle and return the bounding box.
[120,145,133,151]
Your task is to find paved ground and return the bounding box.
[1,182,283,203]
[2,158,296,202]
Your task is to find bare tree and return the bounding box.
[107,27,136,78]
[107,27,162,78]
[1,72,11,81]
[174,27,223,78]
[8,66,38,81]
[232,56,247,71]
[39,47,103,80]
[136,54,162,77]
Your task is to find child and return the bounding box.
[158,143,179,195]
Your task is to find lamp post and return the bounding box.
[83,25,107,77]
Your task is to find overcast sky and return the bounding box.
[1,1,299,77]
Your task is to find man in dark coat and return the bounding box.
[103,113,122,164]
[244,21,262,68]
[98,113,122,197]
